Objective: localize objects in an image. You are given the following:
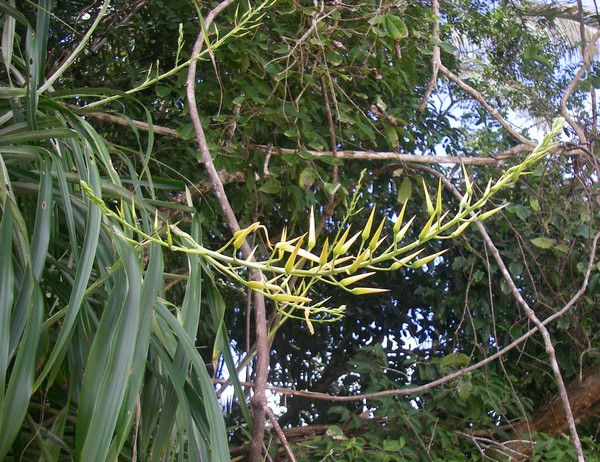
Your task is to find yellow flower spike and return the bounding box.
[307,207,316,251]
[396,249,425,266]
[184,185,193,207]
[435,178,443,215]
[418,214,436,241]
[319,238,330,266]
[421,211,449,241]
[332,227,352,257]
[390,261,403,271]
[246,245,258,262]
[233,222,260,250]
[272,293,312,304]
[348,248,370,274]
[411,249,448,269]
[491,174,514,194]
[285,235,305,273]
[370,236,387,253]
[395,216,415,243]
[339,230,362,256]
[247,280,282,292]
[340,271,376,287]
[458,191,471,211]
[332,256,353,266]
[552,117,565,133]
[154,210,159,230]
[422,177,434,216]
[349,287,390,295]
[368,216,386,251]
[278,227,288,260]
[131,195,137,222]
[117,201,125,221]
[166,223,173,247]
[482,179,492,198]
[477,204,508,221]
[450,220,472,238]
[304,308,315,335]
[393,200,409,234]
[427,220,440,235]
[282,246,320,263]
[461,162,473,195]
[361,207,376,242]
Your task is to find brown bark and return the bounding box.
[513,365,600,437]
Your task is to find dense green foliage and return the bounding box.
[0,0,598,461]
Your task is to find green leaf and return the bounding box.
[457,376,473,400]
[77,240,142,461]
[383,439,405,451]
[283,128,298,138]
[509,262,523,278]
[384,124,398,150]
[318,155,344,166]
[299,167,317,191]
[397,177,412,204]
[156,85,171,97]
[439,42,458,54]
[232,95,246,105]
[531,237,555,249]
[529,197,539,211]
[572,225,590,239]
[440,353,470,373]
[384,15,408,40]
[510,204,530,221]
[259,178,282,194]
[523,43,540,60]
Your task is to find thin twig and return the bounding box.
[437,64,535,147]
[478,221,585,461]
[417,165,593,462]
[264,405,297,462]
[418,0,441,113]
[559,28,600,145]
[320,75,339,184]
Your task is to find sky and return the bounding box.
[581,0,598,10]
[549,0,598,10]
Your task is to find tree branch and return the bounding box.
[264,405,297,462]
[437,64,535,147]
[560,28,600,145]
[320,74,339,183]
[75,108,588,165]
[418,0,441,113]
[416,165,597,462]
[184,2,270,461]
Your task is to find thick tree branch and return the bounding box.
[514,365,600,436]
[75,108,588,163]
[184,2,270,461]
[476,215,586,461]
